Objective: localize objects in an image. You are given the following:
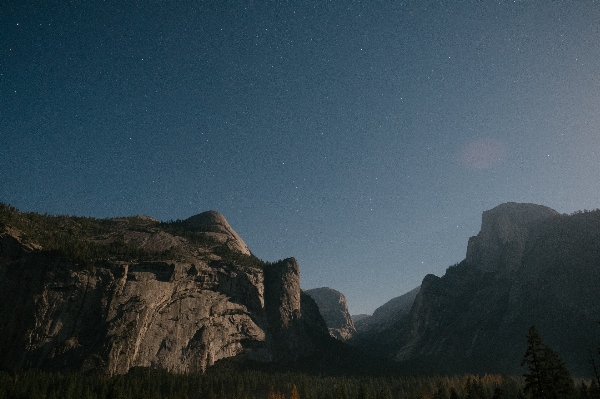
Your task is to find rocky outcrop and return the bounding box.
[183,211,251,255]
[0,208,328,374]
[263,259,329,361]
[466,202,558,272]
[305,287,356,341]
[352,203,600,376]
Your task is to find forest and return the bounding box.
[0,366,597,399]
[1,330,599,399]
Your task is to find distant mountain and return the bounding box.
[305,287,356,341]
[353,203,600,376]
[0,204,330,374]
[352,286,420,334]
[351,314,370,323]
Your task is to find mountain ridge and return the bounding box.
[0,203,330,374]
[2,201,599,377]
[351,202,600,376]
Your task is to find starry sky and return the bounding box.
[2,1,600,315]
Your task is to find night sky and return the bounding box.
[2,1,600,315]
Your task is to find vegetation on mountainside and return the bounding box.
[0,203,266,268]
[0,203,176,264]
[159,219,269,269]
[2,204,599,398]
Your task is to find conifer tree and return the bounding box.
[291,385,300,399]
[521,326,575,399]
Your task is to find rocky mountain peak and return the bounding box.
[0,205,330,374]
[184,210,229,227]
[466,202,559,271]
[184,211,251,255]
[305,287,356,341]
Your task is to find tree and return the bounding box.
[589,380,600,399]
[433,385,449,399]
[291,385,300,399]
[521,326,575,399]
[541,344,575,399]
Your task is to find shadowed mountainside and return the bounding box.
[305,287,356,341]
[352,286,420,335]
[352,203,600,377]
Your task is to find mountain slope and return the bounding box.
[305,287,356,341]
[0,203,329,374]
[353,286,420,334]
[353,203,600,376]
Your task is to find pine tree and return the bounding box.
[291,385,300,399]
[521,326,575,399]
[433,385,449,399]
[541,345,575,399]
[589,380,600,399]
[522,326,546,399]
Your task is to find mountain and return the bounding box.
[353,203,600,376]
[305,287,356,341]
[352,286,420,334]
[0,204,329,374]
[351,314,370,323]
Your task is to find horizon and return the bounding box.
[1,199,593,316]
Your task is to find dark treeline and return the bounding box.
[0,368,528,399]
[1,365,599,399]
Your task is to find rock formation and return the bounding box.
[183,211,251,255]
[352,203,600,376]
[0,205,329,374]
[466,202,558,272]
[305,287,356,341]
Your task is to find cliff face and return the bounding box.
[353,203,600,376]
[305,287,356,341]
[465,202,558,272]
[0,206,328,374]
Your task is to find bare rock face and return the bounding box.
[466,202,558,272]
[305,287,356,341]
[183,211,251,255]
[0,207,328,374]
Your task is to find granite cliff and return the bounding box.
[465,202,559,272]
[0,204,328,374]
[305,287,356,341]
[352,203,600,376]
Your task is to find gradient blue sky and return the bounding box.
[2,1,599,314]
